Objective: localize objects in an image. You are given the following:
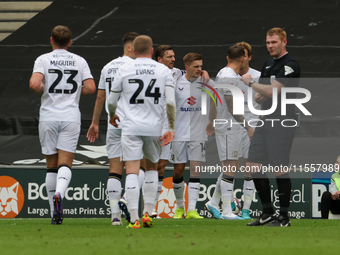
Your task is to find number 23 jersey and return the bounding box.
[112,58,173,136]
[32,49,93,123]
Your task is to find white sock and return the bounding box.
[188,182,200,212]
[154,178,163,209]
[45,171,57,217]
[139,169,145,197]
[221,178,234,215]
[143,170,158,215]
[173,180,185,208]
[107,177,122,220]
[210,173,222,207]
[125,174,140,223]
[55,166,72,199]
[243,178,254,210]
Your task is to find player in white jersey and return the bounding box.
[205,45,253,220]
[170,53,214,219]
[108,35,176,228]
[29,25,96,224]
[151,45,184,218]
[86,32,144,226]
[234,42,261,219]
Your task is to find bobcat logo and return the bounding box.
[0,176,25,218]
[156,177,188,218]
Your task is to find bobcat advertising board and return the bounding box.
[0,166,312,219]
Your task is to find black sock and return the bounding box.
[276,173,291,219]
[252,171,274,215]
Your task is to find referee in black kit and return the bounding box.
[241,27,300,227]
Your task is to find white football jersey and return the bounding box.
[162,67,184,134]
[98,56,134,129]
[111,57,173,136]
[173,76,213,142]
[32,49,93,123]
[215,67,242,135]
[238,67,261,122]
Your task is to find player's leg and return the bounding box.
[220,133,244,220]
[44,154,58,220]
[105,128,124,225]
[170,141,187,218]
[186,141,205,219]
[39,121,59,222]
[240,132,254,219]
[267,125,296,227]
[205,134,226,219]
[153,143,170,217]
[141,136,161,227]
[121,135,143,228]
[246,124,277,226]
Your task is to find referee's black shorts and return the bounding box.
[247,118,296,167]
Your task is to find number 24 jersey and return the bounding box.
[111,58,173,136]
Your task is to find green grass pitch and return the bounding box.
[1,218,339,255]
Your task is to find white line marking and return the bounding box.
[72,7,119,42]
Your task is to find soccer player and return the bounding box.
[29,25,96,224]
[86,32,145,225]
[170,53,214,219]
[205,45,253,220]
[241,27,300,227]
[234,41,261,219]
[152,45,184,218]
[108,35,176,228]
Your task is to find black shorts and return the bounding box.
[247,119,296,167]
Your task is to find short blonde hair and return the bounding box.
[133,35,153,55]
[267,27,287,41]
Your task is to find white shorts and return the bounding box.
[106,128,121,159]
[216,132,242,161]
[169,141,206,164]
[238,131,250,159]
[160,142,171,161]
[121,135,161,163]
[39,121,80,155]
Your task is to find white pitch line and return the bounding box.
[72,7,119,42]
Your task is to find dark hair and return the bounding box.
[227,45,245,61]
[51,25,72,47]
[122,32,140,46]
[235,42,253,57]
[154,45,173,61]
[183,52,202,65]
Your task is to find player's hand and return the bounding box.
[200,70,210,85]
[255,92,268,104]
[241,74,252,85]
[247,127,254,141]
[86,124,99,143]
[109,114,120,128]
[206,121,215,136]
[160,131,174,146]
[333,191,340,200]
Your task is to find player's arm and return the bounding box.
[160,84,176,146]
[225,95,254,140]
[81,78,96,95]
[86,89,106,143]
[107,90,121,128]
[206,95,217,136]
[29,72,44,94]
[241,74,285,98]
